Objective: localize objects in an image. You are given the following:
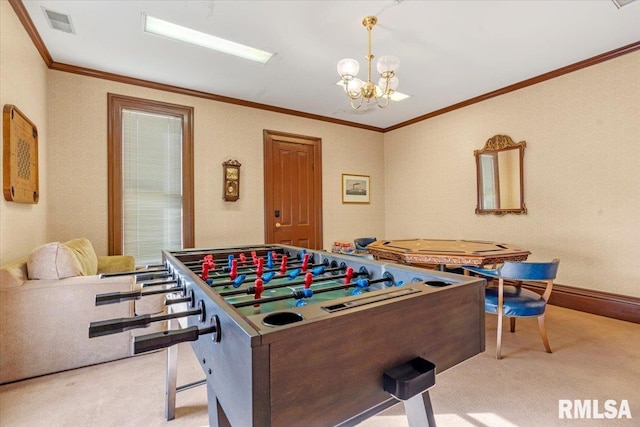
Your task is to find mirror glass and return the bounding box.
[475,135,527,215]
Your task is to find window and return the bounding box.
[108,94,194,264]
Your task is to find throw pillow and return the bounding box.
[64,238,98,276]
[27,242,83,280]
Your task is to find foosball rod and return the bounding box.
[203,260,325,283]
[171,245,283,257]
[89,306,203,337]
[182,255,310,275]
[98,264,169,276]
[140,279,178,288]
[179,250,288,267]
[230,278,376,308]
[181,256,306,274]
[95,284,182,305]
[220,268,368,297]
[210,264,352,290]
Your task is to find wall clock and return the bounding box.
[222,159,241,201]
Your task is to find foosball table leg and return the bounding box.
[207,385,232,427]
[164,312,207,420]
[404,391,436,427]
[383,357,437,427]
[165,317,179,420]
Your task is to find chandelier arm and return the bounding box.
[380,76,390,95]
[376,95,391,109]
[343,78,361,101]
[350,96,364,110]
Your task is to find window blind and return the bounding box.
[122,110,183,265]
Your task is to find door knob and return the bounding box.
[275,222,281,228]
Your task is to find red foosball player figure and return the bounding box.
[344,267,354,288]
[279,255,288,275]
[253,278,264,309]
[201,255,215,280]
[229,259,238,281]
[304,272,313,289]
[256,257,264,279]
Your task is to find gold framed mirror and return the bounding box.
[475,135,526,215]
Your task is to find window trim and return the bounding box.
[107,93,194,256]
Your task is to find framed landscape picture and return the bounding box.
[342,173,370,204]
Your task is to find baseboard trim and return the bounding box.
[520,282,640,324]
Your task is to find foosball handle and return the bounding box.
[90,314,151,337]
[95,284,180,306]
[132,319,220,354]
[96,290,142,305]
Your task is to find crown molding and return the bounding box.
[8,0,53,67]
[385,40,640,132]
[9,0,640,134]
[49,61,385,133]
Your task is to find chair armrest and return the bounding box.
[462,265,500,278]
[97,255,135,274]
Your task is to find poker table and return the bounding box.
[367,239,530,270]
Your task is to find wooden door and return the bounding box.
[264,130,322,249]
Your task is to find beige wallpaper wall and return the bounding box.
[3,3,638,299]
[384,51,640,297]
[46,72,385,257]
[0,1,49,264]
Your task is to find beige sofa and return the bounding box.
[0,238,165,384]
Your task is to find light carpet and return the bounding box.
[1,305,638,426]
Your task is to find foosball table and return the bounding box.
[89,244,485,426]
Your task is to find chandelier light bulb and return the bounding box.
[377,55,400,74]
[346,77,364,95]
[387,76,400,92]
[337,58,360,78]
[378,76,399,94]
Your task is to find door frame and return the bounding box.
[263,129,323,249]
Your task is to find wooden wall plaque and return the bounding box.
[3,105,39,204]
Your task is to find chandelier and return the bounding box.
[337,16,400,110]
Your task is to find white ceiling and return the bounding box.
[21,0,640,129]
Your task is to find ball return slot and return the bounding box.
[383,357,437,427]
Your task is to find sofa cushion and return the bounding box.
[64,238,98,276]
[27,242,83,280]
[0,258,28,289]
[97,255,135,274]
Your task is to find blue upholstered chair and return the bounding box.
[463,259,560,359]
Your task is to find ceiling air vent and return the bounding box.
[42,7,76,34]
[611,0,639,8]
